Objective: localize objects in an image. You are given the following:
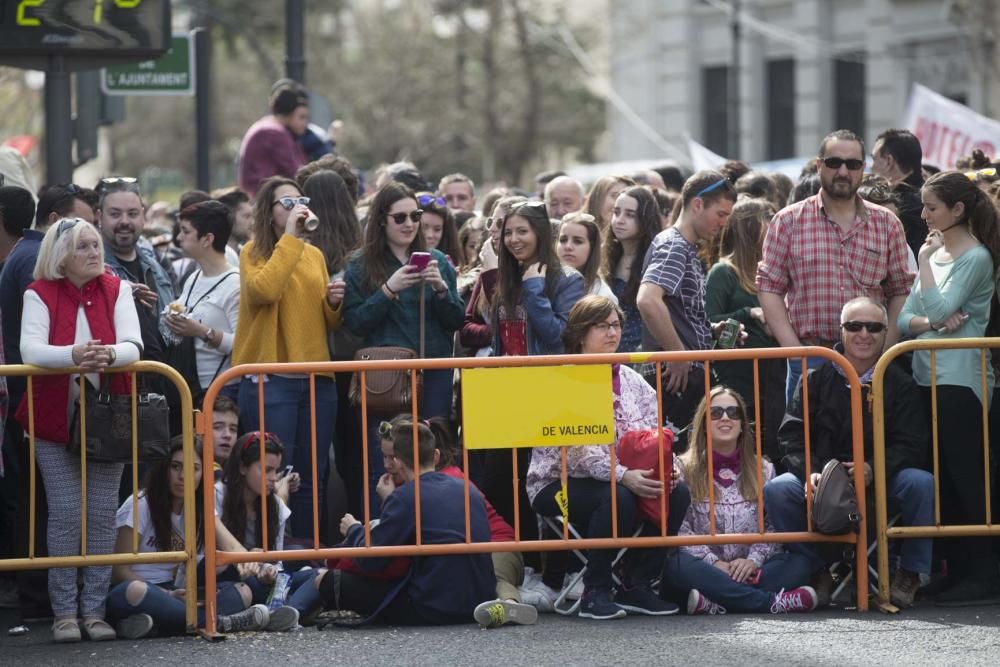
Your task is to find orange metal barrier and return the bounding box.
[872,338,1000,607]
[200,346,869,632]
[0,362,199,632]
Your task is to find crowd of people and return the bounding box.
[2,78,1000,642]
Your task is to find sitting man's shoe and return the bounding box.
[218,604,270,633]
[935,578,1000,607]
[80,617,116,641]
[265,605,299,632]
[770,586,818,614]
[889,569,921,608]
[52,618,81,643]
[615,584,679,616]
[578,587,626,620]
[473,598,538,628]
[687,589,726,615]
[117,613,155,639]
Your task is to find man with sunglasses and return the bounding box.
[757,129,913,406]
[765,297,932,609]
[871,129,927,259]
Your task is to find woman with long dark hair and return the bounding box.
[342,182,464,515]
[898,170,1000,604]
[603,186,661,353]
[301,169,363,279]
[557,212,615,302]
[232,176,342,540]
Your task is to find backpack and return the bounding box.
[811,459,861,535]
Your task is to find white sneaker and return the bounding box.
[519,578,559,613]
[562,574,585,601]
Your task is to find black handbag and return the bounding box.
[67,379,171,463]
[811,459,862,535]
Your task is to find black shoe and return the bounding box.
[615,585,679,616]
[578,587,626,620]
[935,578,1000,607]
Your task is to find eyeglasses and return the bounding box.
[694,179,727,198]
[387,210,423,225]
[417,194,447,208]
[273,196,310,210]
[592,321,622,333]
[378,421,394,438]
[841,320,887,334]
[710,405,743,421]
[822,157,865,171]
[56,218,81,237]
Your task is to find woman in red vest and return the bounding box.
[16,217,143,643]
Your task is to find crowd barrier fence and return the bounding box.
[199,346,869,634]
[0,362,199,632]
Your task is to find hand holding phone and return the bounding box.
[409,252,432,272]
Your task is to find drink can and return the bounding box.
[716,318,741,349]
[304,214,320,232]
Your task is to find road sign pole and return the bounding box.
[285,0,306,84]
[194,28,211,191]
[45,54,73,185]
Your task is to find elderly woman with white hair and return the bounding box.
[15,217,143,643]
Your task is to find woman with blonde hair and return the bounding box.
[661,386,815,615]
[583,175,635,229]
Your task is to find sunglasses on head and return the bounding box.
[841,320,887,334]
[241,431,276,453]
[710,405,742,421]
[417,194,447,208]
[387,210,423,225]
[966,167,997,181]
[511,201,548,214]
[56,217,81,238]
[100,176,138,186]
[273,196,310,210]
[822,157,865,171]
[378,421,394,438]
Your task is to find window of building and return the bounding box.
[835,56,866,136]
[766,59,795,159]
[702,65,729,156]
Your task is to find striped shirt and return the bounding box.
[756,192,914,342]
[640,226,713,351]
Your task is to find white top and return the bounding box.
[214,481,291,553]
[21,281,143,421]
[177,270,241,388]
[589,277,619,305]
[115,493,187,585]
[225,245,241,269]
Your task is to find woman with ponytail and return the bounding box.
[898,170,1000,604]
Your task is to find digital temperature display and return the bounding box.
[0,0,169,57]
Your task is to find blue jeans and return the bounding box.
[663,551,814,612]
[239,375,337,539]
[245,568,322,615]
[361,368,453,519]
[763,468,934,574]
[785,356,828,406]
[106,580,245,635]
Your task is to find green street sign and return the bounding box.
[102,34,193,96]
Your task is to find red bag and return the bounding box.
[616,428,674,525]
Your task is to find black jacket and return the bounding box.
[778,358,929,482]
[893,171,927,259]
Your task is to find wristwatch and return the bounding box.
[202,328,215,344]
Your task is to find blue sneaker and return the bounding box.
[615,584,680,616]
[578,587,626,620]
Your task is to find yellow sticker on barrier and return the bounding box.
[461,365,615,449]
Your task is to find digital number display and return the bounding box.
[0,0,168,56]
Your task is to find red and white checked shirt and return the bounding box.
[755,192,914,342]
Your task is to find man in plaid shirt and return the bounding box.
[756,129,914,403]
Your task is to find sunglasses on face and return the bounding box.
[841,320,887,334]
[387,210,423,225]
[273,196,310,210]
[822,157,865,171]
[417,194,447,208]
[710,405,743,421]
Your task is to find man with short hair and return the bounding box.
[543,175,585,220]
[764,297,933,608]
[439,173,476,213]
[636,170,737,448]
[238,87,310,197]
[211,396,240,474]
[871,128,927,258]
[34,183,98,229]
[756,130,914,404]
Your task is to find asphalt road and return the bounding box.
[2,604,1000,666]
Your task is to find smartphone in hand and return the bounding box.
[409,252,432,271]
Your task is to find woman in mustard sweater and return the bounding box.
[232,176,344,539]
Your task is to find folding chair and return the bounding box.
[830,511,902,604]
[541,515,643,615]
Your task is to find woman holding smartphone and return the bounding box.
[342,182,464,516]
[231,176,343,540]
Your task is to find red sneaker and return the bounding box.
[770,586,818,614]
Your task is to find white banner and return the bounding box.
[904,83,1000,169]
[685,134,728,171]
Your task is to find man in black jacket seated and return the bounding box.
[763,297,932,609]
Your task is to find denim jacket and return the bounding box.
[103,241,176,313]
[491,266,585,356]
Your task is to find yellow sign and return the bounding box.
[461,365,615,450]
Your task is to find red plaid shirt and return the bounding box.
[756,192,914,342]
